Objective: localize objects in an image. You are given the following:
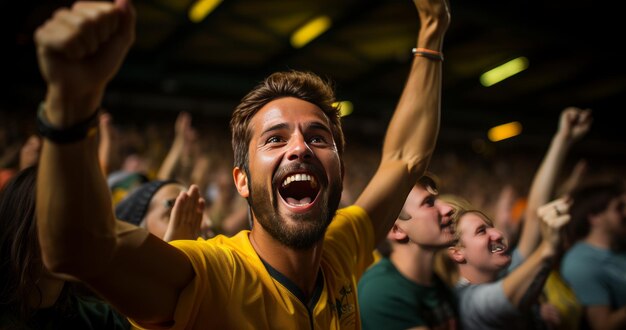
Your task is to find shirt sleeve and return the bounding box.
[324,205,375,279]
[129,238,234,330]
[457,280,520,327]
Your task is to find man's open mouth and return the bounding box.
[278,172,320,208]
[489,241,507,253]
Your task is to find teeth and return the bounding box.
[282,174,317,188]
[490,242,505,253]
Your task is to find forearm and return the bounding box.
[97,113,115,177]
[381,25,444,175]
[503,241,554,309]
[356,3,448,243]
[527,132,570,211]
[157,137,184,180]
[37,92,117,277]
[382,58,440,174]
[361,52,442,243]
[587,305,626,330]
[98,139,111,176]
[519,131,570,257]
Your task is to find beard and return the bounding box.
[247,166,342,250]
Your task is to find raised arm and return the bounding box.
[97,111,117,177]
[503,198,571,309]
[156,111,193,181]
[516,107,592,259]
[35,0,193,324]
[355,0,449,244]
[19,134,42,170]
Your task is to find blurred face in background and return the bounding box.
[451,211,511,275]
[143,183,211,240]
[390,184,455,249]
[597,193,626,251]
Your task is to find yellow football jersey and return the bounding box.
[130,205,374,330]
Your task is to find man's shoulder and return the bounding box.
[562,242,608,267]
[333,205,369,222]
[360,258,394,280]
[359,258,418,295]
[327,205,373,239]
[170,231,256,260]
[358,260,405,300]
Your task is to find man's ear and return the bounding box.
[448,246,465,263]
[233,167,249,198]
[387,222,408,241]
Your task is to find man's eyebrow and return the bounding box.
[475,224,486,234]
[261,122,289,136]
[306,121,332,134]
[260,121,332,136]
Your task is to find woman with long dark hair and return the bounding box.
[0,166,130,329]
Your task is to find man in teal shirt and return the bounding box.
[358,175,459,330]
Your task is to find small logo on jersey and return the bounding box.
[331,285,355,320]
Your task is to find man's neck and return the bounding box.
[390,244,437,285]
[249,227,323,300]
[584,231,611,250]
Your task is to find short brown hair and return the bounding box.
[230,70,345,171]
[567,179,625,243]
[416,172,439,194]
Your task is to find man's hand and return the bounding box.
[539,302,562,328]
[558,107,592,144]
[537,198,572,253]
[413,0,450,48]
[164,185,207,242]
[34,0,136,126]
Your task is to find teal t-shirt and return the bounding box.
[358,257,458,330]
[561,242,626,308]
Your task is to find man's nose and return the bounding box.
[286,135,313,161]
[488,227,504,240]
[439,202,454,218]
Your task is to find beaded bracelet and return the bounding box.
[36,102,99,144]
[411,47,444,62]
